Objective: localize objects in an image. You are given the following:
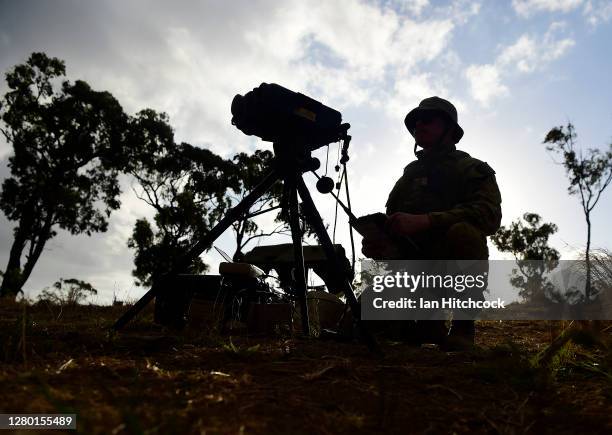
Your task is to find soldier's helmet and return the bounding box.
[404,96,464,144]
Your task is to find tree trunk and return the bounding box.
[0,225,28,298]
[0,215,53,299]
[585,213,592,300]
[19,232,50,289]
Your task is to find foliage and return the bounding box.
[492,212,560,301]
[586,249,612,291]
[543,123,612,299]
[38,278,98,305]
[126,110,240,286]
[0,52,128,298]
[543,124,612,201]
[221,336,261,358]
[228,149,289,261]
[572,249,612,303]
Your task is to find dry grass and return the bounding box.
[1,300,611,434]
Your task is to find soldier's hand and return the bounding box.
[361,235,403,260]
[386,212,431,236]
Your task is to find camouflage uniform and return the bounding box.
[366,96,502,345]
[385,141,502,260]
[380,140,502,344]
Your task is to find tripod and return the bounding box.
[113,142,379,353]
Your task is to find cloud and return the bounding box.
[389,0,431,16]
[464,22,575,105]
[511,0,612,27]
[583,0,612,26]
[465,64,509,105]
[1,0,607,304]
[436,0,482,24]
[386,72,453,117]
[0,0,483,302]
[498,23,575,72]
[70,0,466,154]
[512,0,584,17]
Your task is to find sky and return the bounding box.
[0,0,611,303]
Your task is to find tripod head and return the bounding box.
[271,141,321,176]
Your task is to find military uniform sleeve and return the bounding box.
[427,161,502,235]
[385,178,402,215]
[385,166,411,215]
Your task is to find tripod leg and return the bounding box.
[113,169,281,330]
[296,177,381,354]
[287,177,310,336]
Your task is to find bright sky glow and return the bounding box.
[0,0,610,303]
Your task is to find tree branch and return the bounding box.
[589,170,612,212]
[241,222,289,248]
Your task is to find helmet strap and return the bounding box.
[436,122,452,148]
[414,120,452,157]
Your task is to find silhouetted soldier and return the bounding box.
[362,97,502,349]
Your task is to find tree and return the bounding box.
[491,213,560,301]
[227,149,324,261]
[0,53,128,298]
[228,150,289,261]
[588,249,612,291]
[543,123,612,299]
[126,109,239,286]
[38,278,98,305]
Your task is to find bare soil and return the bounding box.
[1,301,611,434]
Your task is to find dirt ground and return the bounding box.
[1,301,611,434]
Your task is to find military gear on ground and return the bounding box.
[242,243,352,296]
[404,96,464,144]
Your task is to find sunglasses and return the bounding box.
[414,112,439,124]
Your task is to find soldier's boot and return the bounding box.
[398,321,424,345]
[443,320,475,351]
[415,320,448,345]
[363,320,421,345]
[442,223,486,351]
[389,320,447,346]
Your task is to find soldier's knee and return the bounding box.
[444,222,488,259]
[446,222,481,240]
